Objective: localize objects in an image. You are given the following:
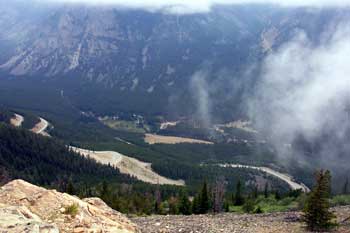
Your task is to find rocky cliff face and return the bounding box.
[1,2,348,88]
[1,2,349,119]
[0,179,140,233]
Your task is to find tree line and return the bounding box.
[0,121,348,232]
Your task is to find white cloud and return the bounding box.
[248,23,350,167]
[38,0,350,14]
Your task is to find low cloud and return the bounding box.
[190,70,212,128]
[248,23,350,169]
[39,0,350,14]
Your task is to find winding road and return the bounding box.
[22,115,308,190]
[28,116,184,186]
[219,164,310,192]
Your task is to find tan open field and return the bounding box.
[144,134,213,145]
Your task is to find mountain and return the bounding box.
[1,0,350,198]
[1,2,349,119]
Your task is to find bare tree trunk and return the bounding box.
[212,176,226,213]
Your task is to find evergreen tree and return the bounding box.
[303,170,336,231]
[252,186,258,199]
[223,201,230,212]
[274,190,281,200]
[154,185,162,214]
[234,180,244,206]
[168,197,179,215]
[264,182,269,198]
[343,178,349,194]
[100,181,110,201]
[179,192,192,215]
[0,166,10,186]
[192,195,201,214]
[242,198,255,213]
[199,181,210,214]
[66,179,75,195]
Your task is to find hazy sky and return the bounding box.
[41,0,350,14]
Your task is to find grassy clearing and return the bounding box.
[229,195,350,214]
[331,195,350,206]
[229,195,303,214]
[101,119,149,133]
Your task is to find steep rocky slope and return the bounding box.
[0,179,140,233]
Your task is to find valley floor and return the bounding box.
[133,206,350,233]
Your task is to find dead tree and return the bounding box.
[212,176,227,213]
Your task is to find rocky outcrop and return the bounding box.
[0,204,59,233]
[0,179,140,233]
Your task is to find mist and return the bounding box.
[190,70,212,128]
[35,0,350,14]
[248,23,350,170]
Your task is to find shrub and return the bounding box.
[254,206,263,214]
[64,203,79,217]
[242,199,255,213]
[331,195,350,207]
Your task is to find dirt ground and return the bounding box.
[10,114,24,127]
[134,206,350,233]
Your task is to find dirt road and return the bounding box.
[219,164,310,192]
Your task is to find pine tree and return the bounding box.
[192,195,201,214]
[274,190,281,200]
[234,180,244,206]
[252,186,258,199]
[66,179,75,195]
[168,197,179,215]
[199,181,210,214]
[343,178,349,194]
[223,201,230,212]
[242,198,255,213]
[0,166,10,186]
[264,182,269,198]
[303,170,336,231]
[179,191,192,215]
[100,181,110,201]
[154,185,162,214]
